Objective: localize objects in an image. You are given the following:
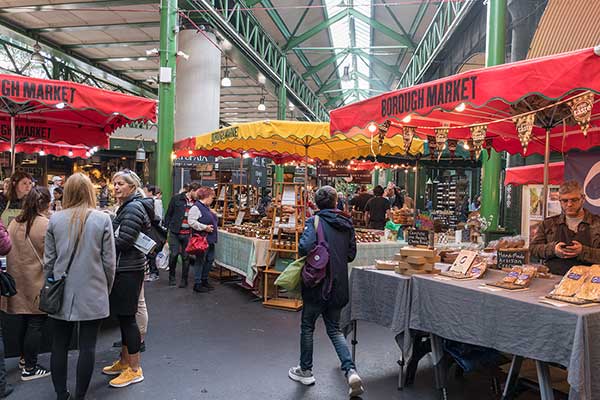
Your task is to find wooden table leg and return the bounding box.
[501,355,523,400]
[535,360,555,400]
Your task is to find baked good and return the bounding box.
[514,266,537,287]
[551,266,590,297]
[502,267,522,284]
[576,265,600,301]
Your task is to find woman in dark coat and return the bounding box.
[102,170,150,389]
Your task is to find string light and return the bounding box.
[367,122,377,134]
[402,115,412,123]
[463,141,470,150]
[38,149,45,156]
[455,103,466,112]
[67,149,73,157]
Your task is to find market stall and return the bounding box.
[0,73,157,175]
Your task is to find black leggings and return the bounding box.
[119,315,141,355]
[51,319,101,400]
[19,314,47,370]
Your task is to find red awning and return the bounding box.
[330,47,600,156]
[0,74,157,149]
[504,162,564,186]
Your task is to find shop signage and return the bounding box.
[564,151,600,214]
[497,249,528,269]
[211,126,239,143]
[174,155,213,167]
[349,170,372,184]
[407,229,431,247]
[1,78,76,103]
[567,92,594,136]
[381,76,478,118]
[0,120,52,140]
[318,165,351,177]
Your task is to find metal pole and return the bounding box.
[10,115,15,174]
[304,145,308,189]
[278,57,287,120]
[156,0,178,205]
[541,128,551,218]
[480,0,506,231]
[413,160,419,215]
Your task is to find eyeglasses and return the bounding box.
[559,197,583,205]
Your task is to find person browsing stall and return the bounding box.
[530,181,600,275]
[364,185,391,230]
[188,187,218,293]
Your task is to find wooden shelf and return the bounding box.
[263,298,303,311]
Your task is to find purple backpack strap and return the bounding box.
[315,215,334,301]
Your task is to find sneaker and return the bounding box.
[147,274,159,282]
[1,384,14,398]
[21,365,51,381]
[346,369,364,397]
[102,360,129,376]
[288,366,315,386]
[109,367,144,388]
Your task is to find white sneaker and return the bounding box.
[288,366,316,386]
[347,369,364,397]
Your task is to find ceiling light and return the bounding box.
[402,115,412,123]
[145,48,159,56]
[258,97,266,112]
[55,102,65,109]
[342,66,351,81]
[367,122,377,134]
[455,103,466,112]
[30,42,45,65]
[68,149,74,157]
[258,73,266,85]
[176,51,190,60]
[289,102,295,111]
[188,150,193,155]
[221,58,232,87]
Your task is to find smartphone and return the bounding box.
[561,241,574,249]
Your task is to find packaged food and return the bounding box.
[576,265,600,302]
[468,260,487,279]
[550,266,590,297]
[514,266,537,287]
[502,267,522,284]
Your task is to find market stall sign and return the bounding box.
[407,229,431,247]
[497,249,529,269]
[318,165,351,177]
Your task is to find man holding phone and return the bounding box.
[530,181,600,275]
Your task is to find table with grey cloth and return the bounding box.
[340,267,412,388]
[348,240,407,271]
[410,270,600,400]
[213,231,270,286]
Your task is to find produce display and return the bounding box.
[547,265,600,304]
[391,207,414,226]
[224,223,270,240]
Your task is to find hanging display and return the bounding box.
[567,92,594,136]
[402,125,416,154]
[434,127,448,162]
[512,113,536,153]
[470,124,487,159]
[447,139,458,159]
[427,135,437,160]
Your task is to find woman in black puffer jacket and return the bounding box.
[102,170,150,389]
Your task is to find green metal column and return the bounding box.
[480,0,506,230]
[278,57,287,120]
[156,0,178,205]
[275,166,284,183]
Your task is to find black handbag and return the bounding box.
[39,221,84,314]
[0,271,17,297]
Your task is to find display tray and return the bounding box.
[486,281,530,291]
[440,270,474,280]
[544,294,596,306]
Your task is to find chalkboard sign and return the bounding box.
[497,249,529,269]
[407,229,431,247]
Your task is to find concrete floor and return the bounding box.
[9,273,507,400]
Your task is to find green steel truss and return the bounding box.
[396,0,475,89]
[181,0,329,121]
[0,25,155,97]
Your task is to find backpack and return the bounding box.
[301,216,332,299]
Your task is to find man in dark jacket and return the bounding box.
[288,186,364,397]
[164,182,199,287]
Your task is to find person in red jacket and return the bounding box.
[0,218,13,398]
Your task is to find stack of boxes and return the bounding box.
[394,247,440,275]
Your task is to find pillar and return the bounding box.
[480,0,506,231]
[278,57,287,120]
[176,30,221,139]
[156,0,177,205]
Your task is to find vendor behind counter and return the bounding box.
[530,181,600,275]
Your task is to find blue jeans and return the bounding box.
[300,302,355,372]
[194,244,215,284]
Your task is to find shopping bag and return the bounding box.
[156,243,170,270]
[275,256,305,295]
[185,234,208,255]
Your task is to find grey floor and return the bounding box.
[10,272,506,400]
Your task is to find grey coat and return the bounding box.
[44,209,116,321]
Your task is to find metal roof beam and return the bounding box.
[0,0,156,13]
[283,9,348,52]
[64,40,159,49]
[348,9,414,49]
[33,21,160,33]
[302,50,348,79]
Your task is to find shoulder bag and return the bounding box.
[39,214,87,314]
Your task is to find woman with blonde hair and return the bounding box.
[45,172,116,400]
[102,170,151,388]
[2,187,51,381]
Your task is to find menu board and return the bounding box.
[407,229,431,247]
[497,249,528,269]
[450,250,478,274]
